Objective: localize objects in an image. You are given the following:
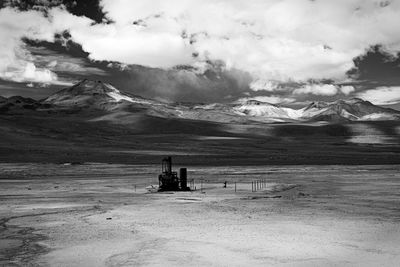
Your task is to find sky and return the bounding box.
[0,0,400,108]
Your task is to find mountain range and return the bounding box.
[1,79,399,124]
[1,79,399,165]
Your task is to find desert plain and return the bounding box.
[1,163,400,266]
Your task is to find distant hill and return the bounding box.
[0,95,50,113]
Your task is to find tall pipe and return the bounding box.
[180,168,187,189]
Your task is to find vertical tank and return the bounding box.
[162,156,172,173]
[179,168,187,189]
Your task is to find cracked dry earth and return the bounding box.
[1,163,400,266]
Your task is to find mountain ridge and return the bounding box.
[1,79,399,123]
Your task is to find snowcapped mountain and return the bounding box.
[232,100,303,121]
[1,79,399,123]
[193,98,400,122]
[300,98,400,122]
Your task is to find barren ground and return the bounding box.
[1,164,400,266]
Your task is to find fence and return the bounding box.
[135,178,268,193]
[251,179,267,192]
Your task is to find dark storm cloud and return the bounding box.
[347,45,400,85]
[25,38,107,77]
[0,0,108,23]
[341,45,400,108]
[1,37,253,103]
[133,65,252,103]
[92,61,253,103]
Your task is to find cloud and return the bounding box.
[346,45,400,84]
[3,0,397,83]
[249,79,281,92]
[28,45,107,76]
[0,7,87,85]
[340,85,355,95]
[293,84,356,96]
[237,96,296,105]
[93,0,400,82]
[357,86,400,105]
[4,62,55,83]
[3,1,400,96]
[293,84,338,96]
[4,61,73,86]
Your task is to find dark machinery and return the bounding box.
[158,157,190,191]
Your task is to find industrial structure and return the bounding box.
[158,157,190,191]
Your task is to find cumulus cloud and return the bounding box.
[3,0,397,83]
[237,96,296,105]
[340,85,355,95]
[3,62,56,83]
[357,86,400,105]
[293,84,356,96]
[0,7,87,85]
[0,8,50,84]
[2,0,400,97]
[293,84,338,96]
[249,79,281,92]
[94,0,400,82]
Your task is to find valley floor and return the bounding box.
[1,164,400,266]
[1,113,400,166]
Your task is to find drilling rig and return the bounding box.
[158,157,190,191]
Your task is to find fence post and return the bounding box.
[235,182,237,192]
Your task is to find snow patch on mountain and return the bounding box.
[234,100,289,118]
[282,107,304,119]
[104,83,154,105]
[104,83,134,102]
[359,113,399,121]
[233,100,305,120]
[340,109,359,120]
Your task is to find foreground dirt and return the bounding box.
[1,164,400,266]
